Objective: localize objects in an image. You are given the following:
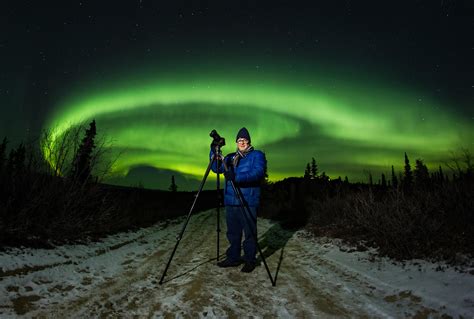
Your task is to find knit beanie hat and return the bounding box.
[236,127,251,143]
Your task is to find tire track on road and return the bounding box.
[37,211,217,317]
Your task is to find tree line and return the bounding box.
[259,149,473,261]
[0,120,106,245]
[303,150,473,190]
[0,120,220,247]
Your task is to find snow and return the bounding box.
[0,210,473,318]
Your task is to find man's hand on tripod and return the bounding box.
[212,152,224,162]
[224,170,235,181]
[210,143,224,156]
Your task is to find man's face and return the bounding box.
[236,138,249,151]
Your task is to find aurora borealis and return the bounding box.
[2,1,473,190]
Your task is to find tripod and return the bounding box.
[159,144,276,286]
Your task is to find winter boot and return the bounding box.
[217,259,242,268]
[241,262,256,273]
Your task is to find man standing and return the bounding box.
[210,127,266,273]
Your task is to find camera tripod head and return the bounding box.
[210,129,226,148]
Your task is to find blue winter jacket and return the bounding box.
[210,148,266,207]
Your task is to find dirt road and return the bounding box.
[1,210,471,318]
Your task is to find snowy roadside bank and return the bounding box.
[0,210,473,318]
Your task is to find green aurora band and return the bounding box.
[42,68,472,188]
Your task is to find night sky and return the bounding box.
[2,1,473,190]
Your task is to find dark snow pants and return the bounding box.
[225,205,257,264]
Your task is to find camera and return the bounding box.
[210,129,226,148]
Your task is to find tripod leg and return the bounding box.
[215,150,222,261]
[216,165,221,261]
[159,157,215,285]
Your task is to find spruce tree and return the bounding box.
[14,143,26,173]
[320,171,329,182]
[391,165,398,189]
[169,175,177,192]
[438,165,444,183]
[310,157,318,179]
[71,120,97,184]
[6,148,14,176]
[403,152,413,191]
[414,159,429,187]
[381,173,387,188]
[344,176,349,184]
[6,143,26,176]
[304,163,311,179]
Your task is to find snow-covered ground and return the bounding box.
[0,210,473,318]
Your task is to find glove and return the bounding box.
[224,170,235,181]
